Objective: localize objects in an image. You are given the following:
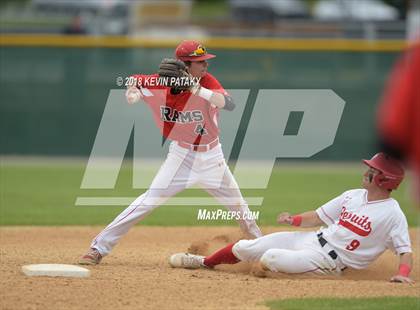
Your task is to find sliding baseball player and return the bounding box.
[170,153,414,283]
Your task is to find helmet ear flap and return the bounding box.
[373,173,386,188]
[373,172,398,190]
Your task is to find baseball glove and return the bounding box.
[158,58,191,90]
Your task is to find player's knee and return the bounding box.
[260,249,295,272]
[232,240,259,262]
[260,249,307,273]
[260,249,278,272]
[232,241,246,260]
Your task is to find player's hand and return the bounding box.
[390,275,415,284]
[125,86,142,104]
[277,212,293,225]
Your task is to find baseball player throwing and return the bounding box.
[79,40,262,265]
[170,153,414,283]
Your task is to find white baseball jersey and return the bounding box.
[316,189,412,269]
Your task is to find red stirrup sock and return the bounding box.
[203,243,240,268]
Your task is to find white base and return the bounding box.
[21,264,90,278]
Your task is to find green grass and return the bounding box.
[0,160,418,226]
[266,297,420,310]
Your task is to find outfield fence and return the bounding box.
[0,36,404,160]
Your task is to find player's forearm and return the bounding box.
[193,86,235,111]
[277,211,324,227]
[208,91,226,109]
[390,252,414,283]
[298,211,324,227]
[398,252,413,274]
[210,92,236,111]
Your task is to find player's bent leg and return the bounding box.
[80,143,195,263]
[232,231,305,262]
[259,248,337,275]
[169,232,317,270]
[169,231,302,269]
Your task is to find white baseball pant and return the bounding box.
[232,231,345,275]
[91,141,262,255]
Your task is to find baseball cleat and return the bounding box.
[78,248,102,265]
[169,253,205,269]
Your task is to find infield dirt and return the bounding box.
[1,227,419,310]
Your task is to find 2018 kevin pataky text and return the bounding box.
[125,76,201,87]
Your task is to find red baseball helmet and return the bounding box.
[175,40,216,62]
[362,152,404,190]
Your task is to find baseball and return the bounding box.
[125,87,142,104]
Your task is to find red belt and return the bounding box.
[177,138,219,152]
